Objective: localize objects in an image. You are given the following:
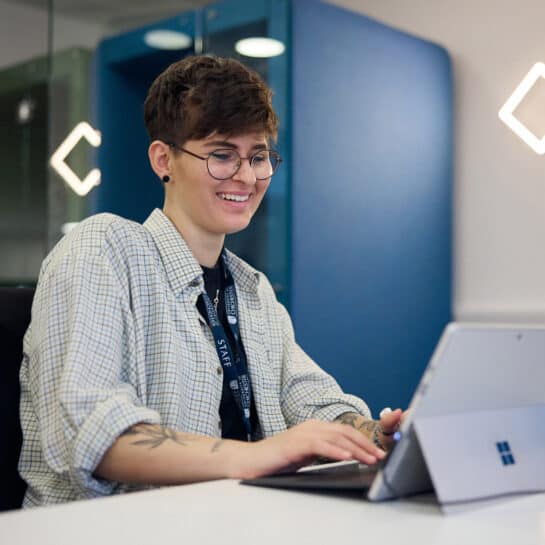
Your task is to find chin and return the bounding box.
[224,224,251,236]
[222,218,252,235]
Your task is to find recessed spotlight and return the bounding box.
[234,37,285,58]
[17,98,35,124]
[144,30,192,51]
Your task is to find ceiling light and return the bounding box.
[17,98,35,124]
[144,30,192,50]
[235,37,285,58]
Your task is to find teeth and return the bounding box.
[219,193,249,202]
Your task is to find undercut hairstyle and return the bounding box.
[144,55,279,146]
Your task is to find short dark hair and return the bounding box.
[144,55,278,145]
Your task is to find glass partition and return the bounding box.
[0,1,49,286]
[0,0,291,305]
[202,0,291,303]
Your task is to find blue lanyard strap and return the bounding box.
[199,253,253,441]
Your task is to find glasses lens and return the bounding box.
[252,150,281,179]
[207,149,282,180]
[208,149,240,180]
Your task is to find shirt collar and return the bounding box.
[223,249,260,294]
[143,209,202,295]
[143,209,259,295]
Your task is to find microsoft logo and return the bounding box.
[496,441,515,466]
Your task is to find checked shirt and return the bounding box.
[19,209,370,506]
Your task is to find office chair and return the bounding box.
[0,287,34,511]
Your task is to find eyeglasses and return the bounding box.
[168,143,282,181]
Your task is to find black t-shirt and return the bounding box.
[197,262,258,441]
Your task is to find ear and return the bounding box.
[148,140,173,180]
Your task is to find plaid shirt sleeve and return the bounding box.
[22,248,161,500]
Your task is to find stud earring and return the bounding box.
[162,175,170,183]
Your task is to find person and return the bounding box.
[18,55,403,506]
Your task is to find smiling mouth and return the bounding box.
[217,193,250,203]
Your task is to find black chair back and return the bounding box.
[0,287,34,510]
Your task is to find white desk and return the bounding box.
[0,481,544,545]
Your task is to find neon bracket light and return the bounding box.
[499,62,545,155]
[50,121,102,196]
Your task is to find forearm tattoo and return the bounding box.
[358,419,378,433]
[335,413,359,427]
[335,413,388,450]
[335,413,379,433]
[122,424,190,449]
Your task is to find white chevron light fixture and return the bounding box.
[50,121,102,196]
[499,62,545,155]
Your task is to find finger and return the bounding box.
[379,407,392,418]
[326,424,386,456]
[310,441,353,463]
[328,423,386,459]
[380,408,402,433]
[329,436,380,465]
[377,432,396,447]
[380,407,402,425]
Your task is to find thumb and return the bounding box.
[379,408,402,433]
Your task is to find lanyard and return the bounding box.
[199,253,253,441]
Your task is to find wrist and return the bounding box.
[371,423,387,450]
[218,439,253,480]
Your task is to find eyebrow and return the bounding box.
[203,140,268,151]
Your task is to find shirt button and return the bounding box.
[216,366,223,375]
[189,279,200,287]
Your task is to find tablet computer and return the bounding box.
[242,323,545,505]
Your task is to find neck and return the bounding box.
[163,204,225,268]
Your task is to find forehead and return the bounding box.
[197,132,269,149]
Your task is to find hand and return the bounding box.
[377,408,408,451]
[229,419,387,480]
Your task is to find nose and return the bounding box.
[232,158,257,185]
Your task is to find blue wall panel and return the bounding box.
[291,0,453,415]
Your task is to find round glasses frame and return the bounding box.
[167,143,282,181]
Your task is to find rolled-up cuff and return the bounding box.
[69,395,161,498]
[311,396,372,423]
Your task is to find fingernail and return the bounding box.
[376,449,387,459]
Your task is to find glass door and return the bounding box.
[0,2,49,286]
[0,0,291,306]
[201,0,291,304]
